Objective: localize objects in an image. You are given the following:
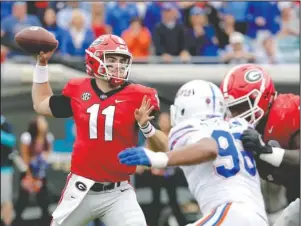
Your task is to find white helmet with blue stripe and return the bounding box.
[170,80,227,126]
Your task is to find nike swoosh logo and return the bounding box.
[115,100,125,103]
[71,196,76,199]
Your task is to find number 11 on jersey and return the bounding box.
[87,104,116,141]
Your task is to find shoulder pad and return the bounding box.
[127,84,160,111]
[62,78,91,97]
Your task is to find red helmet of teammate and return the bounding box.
[85,34,133,87]
[220,64,276,126]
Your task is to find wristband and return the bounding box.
[259,147,285,167]
[139,121,156,138]
[33,64,49,83]
[144,148,169,168]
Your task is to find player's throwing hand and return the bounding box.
[135,95,155,127]
[37,47,57,66]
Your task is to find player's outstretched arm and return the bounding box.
[242,129,300,169]
[32,51,56,117]
[145,129,168,152]
[118,137,218,168]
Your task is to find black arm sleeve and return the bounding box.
[49,95,73,118]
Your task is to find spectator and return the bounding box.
[105,2,139,36]
[188,7,219,57]
[33,1,49,22]
[1,2,41,40]
[56,1,91,30]
[13,116,54,226]
[91,2,111,38]
[220,2,249,34]
[144,2,182,34]
[217,14,236,49]
[143,2,163,34]
[246,2,281,39]
[50,1,92,14]
[275,34,299,64]
[136,2,148,19]
[121,17,152,58]
[0,115,16,226]
[278,2,299,36]
[202,2,222,35]
[256,35,282,64]
[273,3,300,63]
[184,7,207,56]
[153,3,190,63]
[0,2,13,20]
[221,32,255,64]
[42,8,66,53]
[61,9,95,56]
[177,2,196,28]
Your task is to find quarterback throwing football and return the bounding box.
[31,35,168,226]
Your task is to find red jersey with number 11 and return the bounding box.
[62,78,160,182]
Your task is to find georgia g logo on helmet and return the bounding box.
[244,69,263,83]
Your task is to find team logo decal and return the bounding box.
[244,69,263,83]
[75,181,87,191]
[81,92,91,101]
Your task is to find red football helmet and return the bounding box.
[220,64,276,126]
[85,34,133,87]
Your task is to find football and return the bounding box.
[15,26,58,54]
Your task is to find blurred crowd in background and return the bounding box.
[1,1,300,64]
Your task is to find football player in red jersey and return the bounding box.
[31,34,168,226]
[220,64,299,224]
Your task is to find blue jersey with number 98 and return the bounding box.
[168,117,266,218]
